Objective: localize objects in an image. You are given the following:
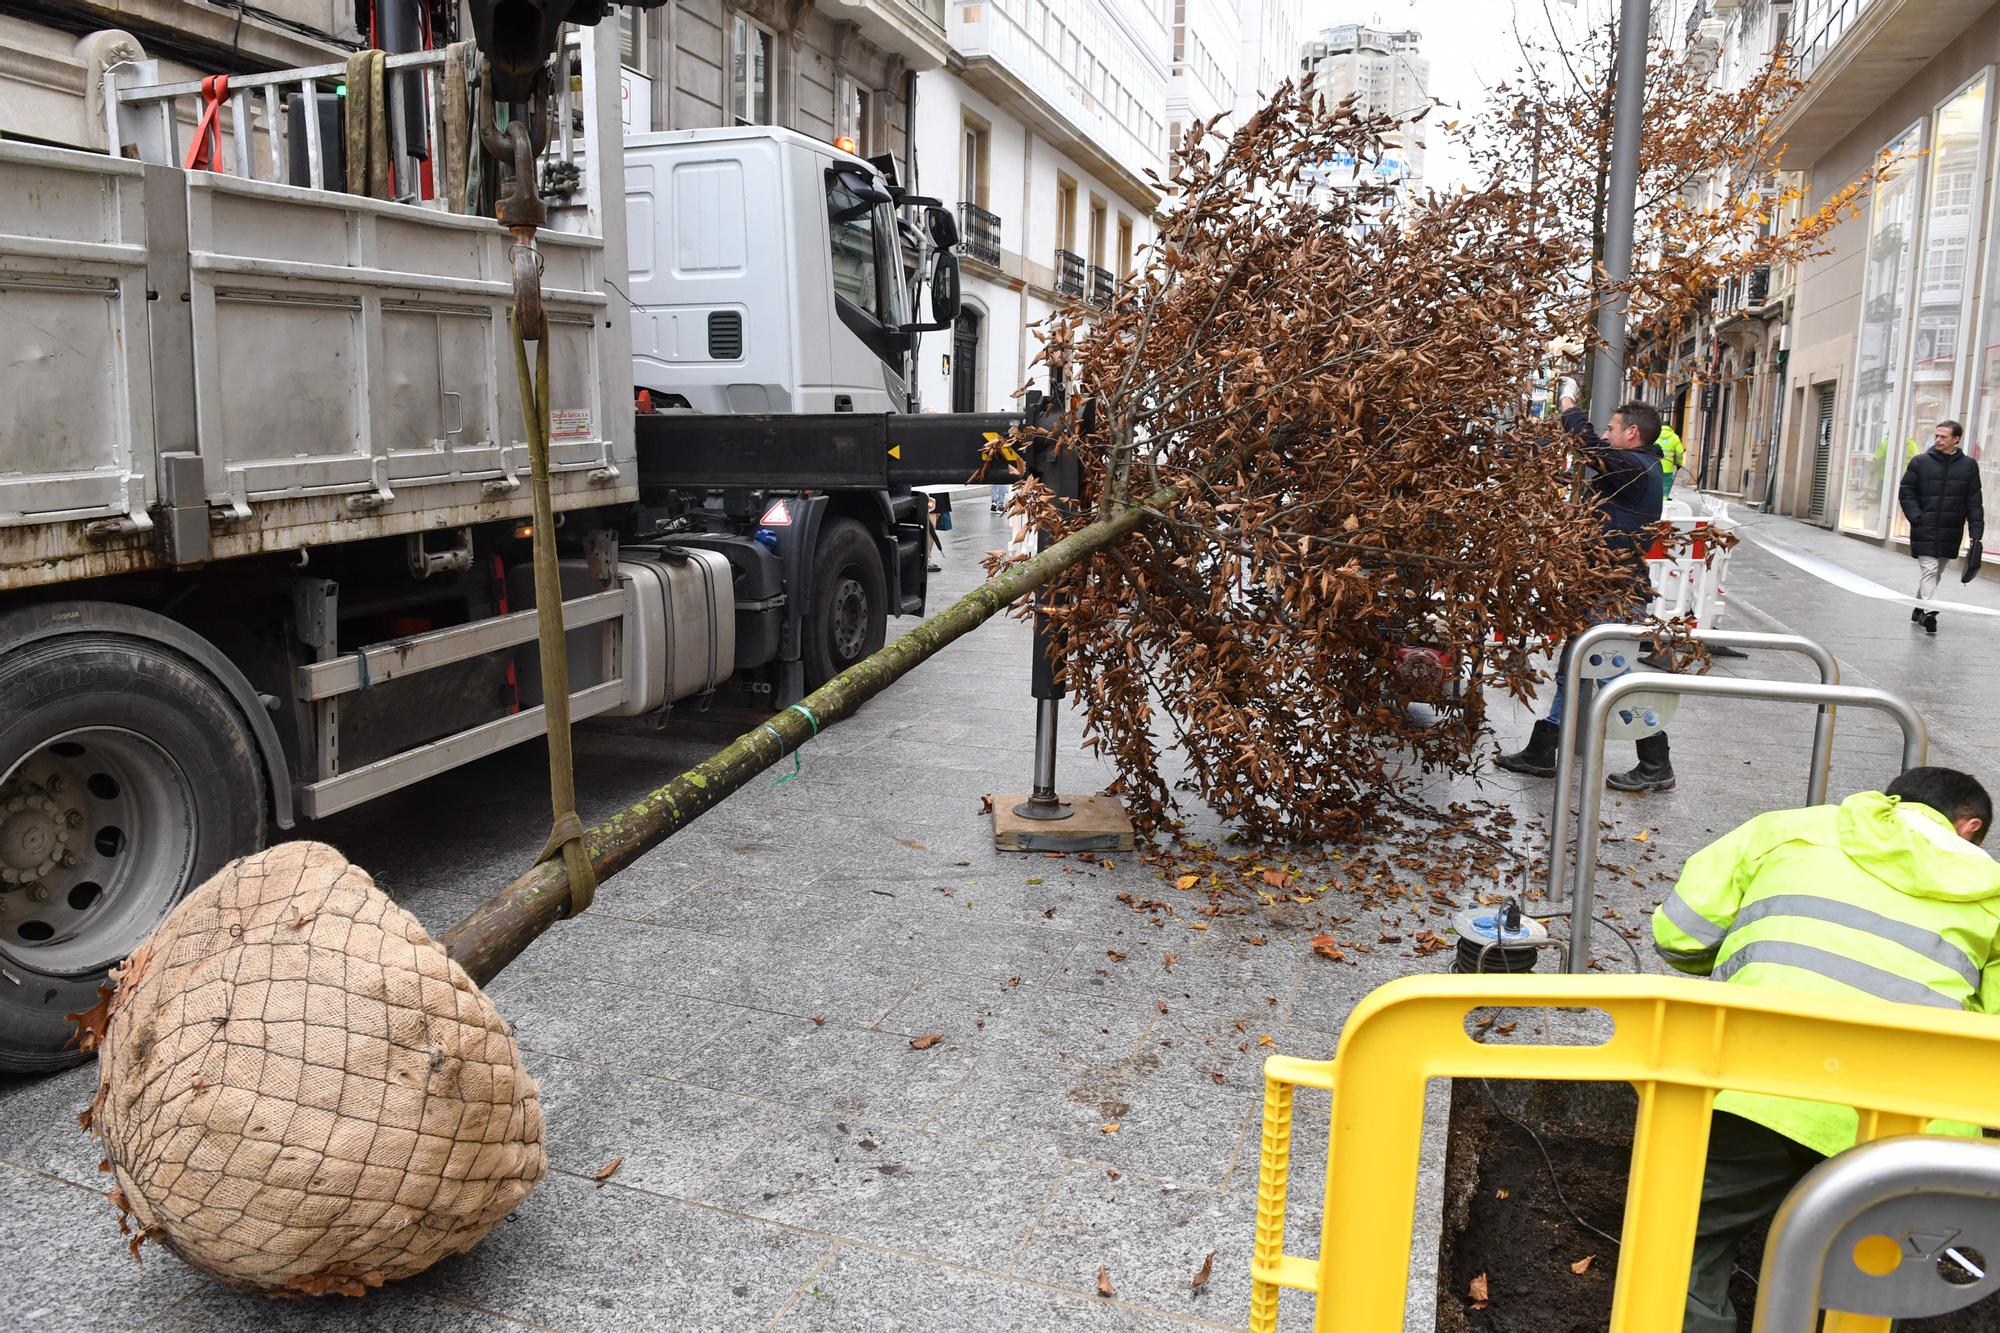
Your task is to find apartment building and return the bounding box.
[1766,0,1997,554]
[912,0,1171,415]
[1166,0,1240,151]
[1232,0,1307,124]
[1298,23,1428,197]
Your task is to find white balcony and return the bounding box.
[950,0,1164,209]
[822,0,951,70]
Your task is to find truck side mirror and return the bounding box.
[927,205,959,251]
[929,250,961,324]
[902,250,961,333]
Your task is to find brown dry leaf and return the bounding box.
[1106,1167,1121,1180]
[1495,1188,1510,1200]
[1257,1034,1275,1047]
[1247,934,1266,946]
[1157,1001,1168,1014]
[1570,1255,1594,1274]
[811,1015,826,1025]
[979,794,995,814]
[897,838,926,851]
[1100,1122,1121,1134]
[1309,933,1345,962]
[1106,950,1127,963]
[910,1034,943,1050]
[1192,1250,1215,1292]
[1470,1272,1490,1309]
[1633,829,1651,843]
[1003,976,1022,989]
[1174,874,1200,890]
[1494,1022,1517,1036]
[1097,1265,1115,1297]
[1042,906,1058,918]
[1261,869,1292,889]
[595,1157,624,1184]
[66,985,115,1054]
[1210,1071,1224,1085]
[1162,953,1178,971]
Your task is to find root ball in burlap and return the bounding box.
[80,841,544,1296]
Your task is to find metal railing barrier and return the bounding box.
[1566,674,1927,972]
[1753,1135,2000,1331]
[1548,625,1841,908]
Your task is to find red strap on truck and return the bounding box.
[184,75,229,172]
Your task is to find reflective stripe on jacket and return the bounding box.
[1651,791,2000,1156]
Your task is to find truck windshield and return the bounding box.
[826,170,907,329]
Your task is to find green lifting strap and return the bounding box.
[510,309,597,919]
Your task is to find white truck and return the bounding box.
[0,25,1012,1068]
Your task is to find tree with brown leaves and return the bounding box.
[997,86,1642,842]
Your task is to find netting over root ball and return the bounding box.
[78,841,544,1297]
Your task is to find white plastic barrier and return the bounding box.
[1645,498,1736,629]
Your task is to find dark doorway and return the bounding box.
[951,308,981,413]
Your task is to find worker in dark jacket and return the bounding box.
[1899,420,1985,634]
[1498,395,1670,789]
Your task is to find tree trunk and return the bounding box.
[440,487,1173,986]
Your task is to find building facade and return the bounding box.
[1167,0,1240,150]
[910,0,1171,416]
[1763,0,1998,553]
[617,0,948,187]
[1298,23,1428,198]
[1232,0,1306,124]
[1634,0,1802,505]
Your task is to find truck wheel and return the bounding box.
[804,518,888,689]
[0,635,266,1072]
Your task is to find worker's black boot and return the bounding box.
[1607,732,1675,792]
[1496,720,1560,777]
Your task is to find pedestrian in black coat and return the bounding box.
[1897,420,1984,634]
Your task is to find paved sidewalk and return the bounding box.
[0,505,1990,1331]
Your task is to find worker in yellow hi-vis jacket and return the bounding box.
[1651,767,2000,1333]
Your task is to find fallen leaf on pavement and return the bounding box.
[1470,1272,1490,1308]
[594,1157,623,1185]
[1310,933,1345,961]
[1106,950,1127,962]
[1247,934,1266,946]
[1106,1167,1120,1180]
[1571,1255,1593,1274]
[810,1015,826,1025]
[1175,874,1200,890]
[897,839,926,851]
[1495,1188,1509,1199]
[1192,1250,1214,1292]
[1210,1071,1224,1085]
[1101,1122,1121,1133]
[1633,829,1650,843]
[1043,906,1058,918]
[979,795,994,814]
[910,1034,943,1050]
[1261,869,1292,889]
[1162,953,1178,971]
[1257,1034,1275,1047]
[1097,1265,1115,1297]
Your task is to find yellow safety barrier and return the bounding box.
[1250,974,2000,1333]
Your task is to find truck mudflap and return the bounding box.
[634,412,1025,490]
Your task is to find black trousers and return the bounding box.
[1685,1111,1825,1333]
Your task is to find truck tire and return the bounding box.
[804,518,888,689]
[0,634,266,1071]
